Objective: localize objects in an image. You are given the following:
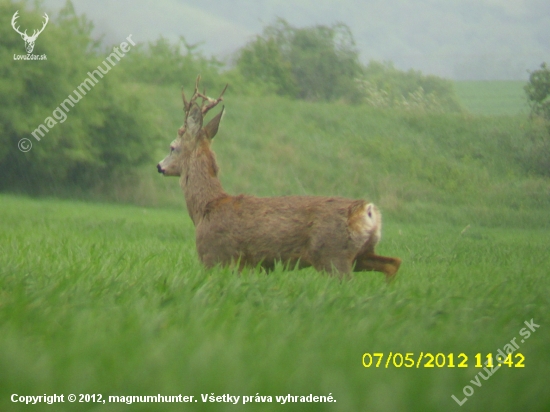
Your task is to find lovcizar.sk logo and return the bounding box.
[12,10,48,61]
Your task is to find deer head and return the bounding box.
[157,76,227,177]
[12,10,49,54]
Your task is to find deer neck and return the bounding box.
[180,144,226,225]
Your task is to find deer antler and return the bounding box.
[197,83,228,115]
[182,75,228,119]
[11,11,26,37]
[11,11,48,40]
[30,13,49,40]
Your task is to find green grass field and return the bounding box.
[454,81,529,115]
[2,81,550,411]
[1,193,549,412]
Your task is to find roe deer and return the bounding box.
[157,77,401,281]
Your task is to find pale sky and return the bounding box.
[41,0,550,80]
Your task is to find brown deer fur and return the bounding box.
[157,80,401,281]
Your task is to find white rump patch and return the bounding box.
[362,203,382,242]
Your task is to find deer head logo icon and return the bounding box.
[11,10,49,54]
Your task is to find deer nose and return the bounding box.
[157,164,164,174]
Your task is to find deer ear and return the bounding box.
[185,104,203,136]
[203,106,225,140]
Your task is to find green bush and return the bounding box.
[235,20,462,111]
[120,37,227,92]
[522,63,550,176]
[525,63,550,122]
[0,0,161,193]
[236,18,364,102]
[360,61,462,112]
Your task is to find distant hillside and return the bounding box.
[130,85,550,230]
[454,81,530,115]
[40,0,550,80]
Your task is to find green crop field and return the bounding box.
[1,195,549,412]
[2,89,550,412]
[454,81,530,115]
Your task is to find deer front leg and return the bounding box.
[354,252,402,283]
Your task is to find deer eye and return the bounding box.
[170,146,175,153]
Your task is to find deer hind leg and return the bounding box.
[354,251,402,283]
[314,257,353,280]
